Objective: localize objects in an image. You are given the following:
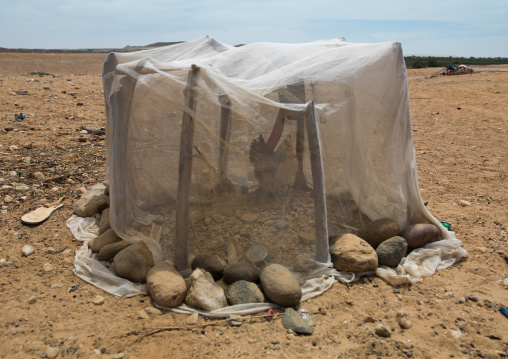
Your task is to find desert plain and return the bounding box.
[0,52,507,358]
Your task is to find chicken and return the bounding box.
[249,133,298,199]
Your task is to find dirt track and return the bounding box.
[0,54,507,358]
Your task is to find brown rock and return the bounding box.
[88,229,122,253]
[113,241,154,283]
[191,254,225,281]
[146,263,187,308]
[96,240,132,261]
[400,223,440,250]
[260,264,302,306]
[357,218,399,248]
[73,184,109,217]
[331,233,378,272]
[99,207,110,235]
[223,262,260,284]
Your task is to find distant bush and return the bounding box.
[404,56,508,69]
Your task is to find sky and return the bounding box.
[1,0,507,57]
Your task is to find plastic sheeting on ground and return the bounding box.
[67,214,467,317]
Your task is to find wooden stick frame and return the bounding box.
[174,65,199,271]
[304,102,330,263]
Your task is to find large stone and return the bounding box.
[146,263,187,308]
[260,264,302,306]
[400,223,440,250]
[331,233,378,272]
[223,262,260,284]
[282,308,314,335]
[224,280,264,305]
[96,240,132,261]
[113,241,154,283]
[99,208,111,235]
[88,229,122,253]
[357,218,399,248]
[73,183,109,217]
[191,254,225,281]
[185,268,228,311]
[375,236,408,267]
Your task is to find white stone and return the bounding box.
[185,268,227,311]
[21,244,35,256]
[46,347,59,359]
[186,312,199,325]
[43,263,54,272]
[93,295,105,305]
[450,329,462,340]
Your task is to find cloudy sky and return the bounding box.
[1,0,507,57]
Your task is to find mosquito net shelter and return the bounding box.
[73,36,467,308]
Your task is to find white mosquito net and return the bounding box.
[93,36,464,299]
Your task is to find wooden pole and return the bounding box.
[304,102,330,263]
[174,65,199,271]
[218,94,231,185]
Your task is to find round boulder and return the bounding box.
[113,241,155,283]
[400,223,440,250]
[224,280,264,305]
[146,263,187,308]
[223,262,260,284]
[375,236,408,267]
[331,233,378,272]
[191,254,225,281]
[260,264,302,306]
[357,218,399,248]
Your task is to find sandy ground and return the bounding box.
[0,53,507,359]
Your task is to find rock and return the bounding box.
[137,310,149,319]
[450,329,462,340]
[274,220,288,231]
[43,263,54,272]
[99,208,111,235]
[21,244,35,257]
[93,295,105,305]
[113,241,154,283]
[223,262,260,284]
[185,268,228,311]
[191,254,225,281]
[459,200,472,206]
[96,240,132,261]
[227,314,244,326]
[282,308,314,335]
[260,263,302,306]
[88,229,122,253]
[78,135,87,142]
[144,307,162,316]
[73,183,109,217]
[211,214,225,223]
[146,263,187,308]
[224,280,265,305]
[396,310,412,329]
[186,312,199,325]
[4,195,13,203]
[503,277,508,287]
[375,236,408,267]
[28,296,37,304]
[400,223,440,250]
[374,324,391,338]
[227,242,238,264]
[357,218,399,248]
[330,234,378,272]
[240,212,259,224]
[46,347,59,359]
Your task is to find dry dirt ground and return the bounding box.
[0,53,507,359]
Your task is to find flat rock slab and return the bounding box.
[73,183,109,218]
[282,308,314,335]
